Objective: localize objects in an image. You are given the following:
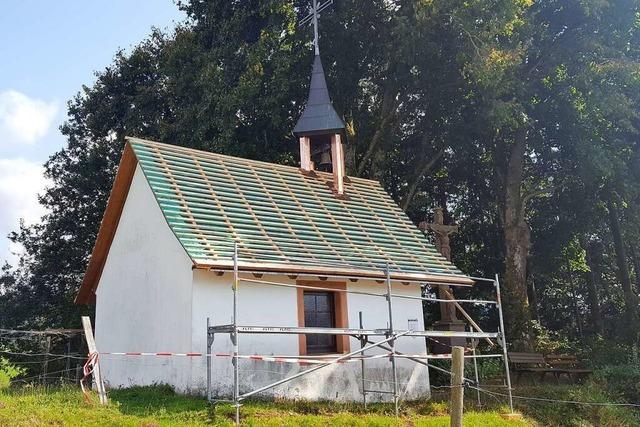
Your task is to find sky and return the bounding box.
[0,1,185,265]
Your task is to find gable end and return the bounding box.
[75,143,137,304]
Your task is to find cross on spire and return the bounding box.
[299,0,334,56]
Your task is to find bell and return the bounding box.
[318,149,332,170]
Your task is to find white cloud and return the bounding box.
[0,158,50,264]
[0,90,58,145]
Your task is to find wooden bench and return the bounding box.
[544,354,592,381]
[509,352,554,383]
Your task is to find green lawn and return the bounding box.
[0,385,525,427]
[0,384,637,426]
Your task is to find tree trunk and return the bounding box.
[502,127,532,349]
[503,215,533,349]
[584,239,604,336]
[356,84,397,177]
[607,197,638,343]
[401,149,444,210]
[526,273,539,322]
[630,245,640,291]
[526,251,539,322]
[567,261,584,344]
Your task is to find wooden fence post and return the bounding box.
[75,333,85,385]
[450,346,464,427]
[41,335,51,385]
[65,336,72,382]
[81,316,108,405]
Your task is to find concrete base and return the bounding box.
[431,321,467,354]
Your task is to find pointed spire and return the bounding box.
[293,55,345,136]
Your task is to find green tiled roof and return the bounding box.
[128,137,462,278]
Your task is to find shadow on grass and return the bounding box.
[109,384,209,417]
[109,385,449,419]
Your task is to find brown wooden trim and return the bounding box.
[297,288,306,355]
[296,280,350,355]
[330,133,345,195]
[195,261,474,286]
[75,142,137,304]
[299,136,313,171]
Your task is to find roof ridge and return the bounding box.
[125,136,381,186]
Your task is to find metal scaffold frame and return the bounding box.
[207,243,514,424]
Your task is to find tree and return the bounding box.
[2,0,640,353]
[1,1,311,328]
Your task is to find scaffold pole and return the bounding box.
[238,331,411,401]
[495,274,514,413]
[385,265,399,416]
[206,317,211,402]
[359,311,367,409]
[232,242,240,424]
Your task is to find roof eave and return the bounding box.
[293,127,345,137]
[192,260,474,286]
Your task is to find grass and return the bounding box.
[0,385,526,426]
[503,384,640,427]
[0,383,637,426]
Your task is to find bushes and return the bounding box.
[594,364,640,402]
[584,338,640,402]
[530,321,575,354]
[473,358,504,380]
[0,357,24,389]
[581,336,636,368]
[513,383,640,427]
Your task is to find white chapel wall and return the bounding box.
[190,271,431,401]
[94,164,195,391]
[91,164,431,400]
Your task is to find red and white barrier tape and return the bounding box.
[98,351,497,364]
[100,352,205,357]
[98,351,392,364]
[395,353,503,360]
[80,351,99,404]
[232,353,392,365]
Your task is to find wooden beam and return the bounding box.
[75,142,138,304]
[81,316,108,405]
[296,280,350,355]
[450,346,465,427]
[331,134,345,194]
[442,288,495,347]
[299,136,313,171]
[196,260,475,286]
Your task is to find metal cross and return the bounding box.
[299,0,334,55]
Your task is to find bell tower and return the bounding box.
[294,0,346,195]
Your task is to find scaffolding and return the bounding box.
[206,243,514,424]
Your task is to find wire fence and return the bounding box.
[467,383,640,409]
[3,334,640,413]
[0,329,87,386]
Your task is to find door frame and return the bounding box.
[296,280,350,355]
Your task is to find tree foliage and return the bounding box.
[1,0,640,350]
